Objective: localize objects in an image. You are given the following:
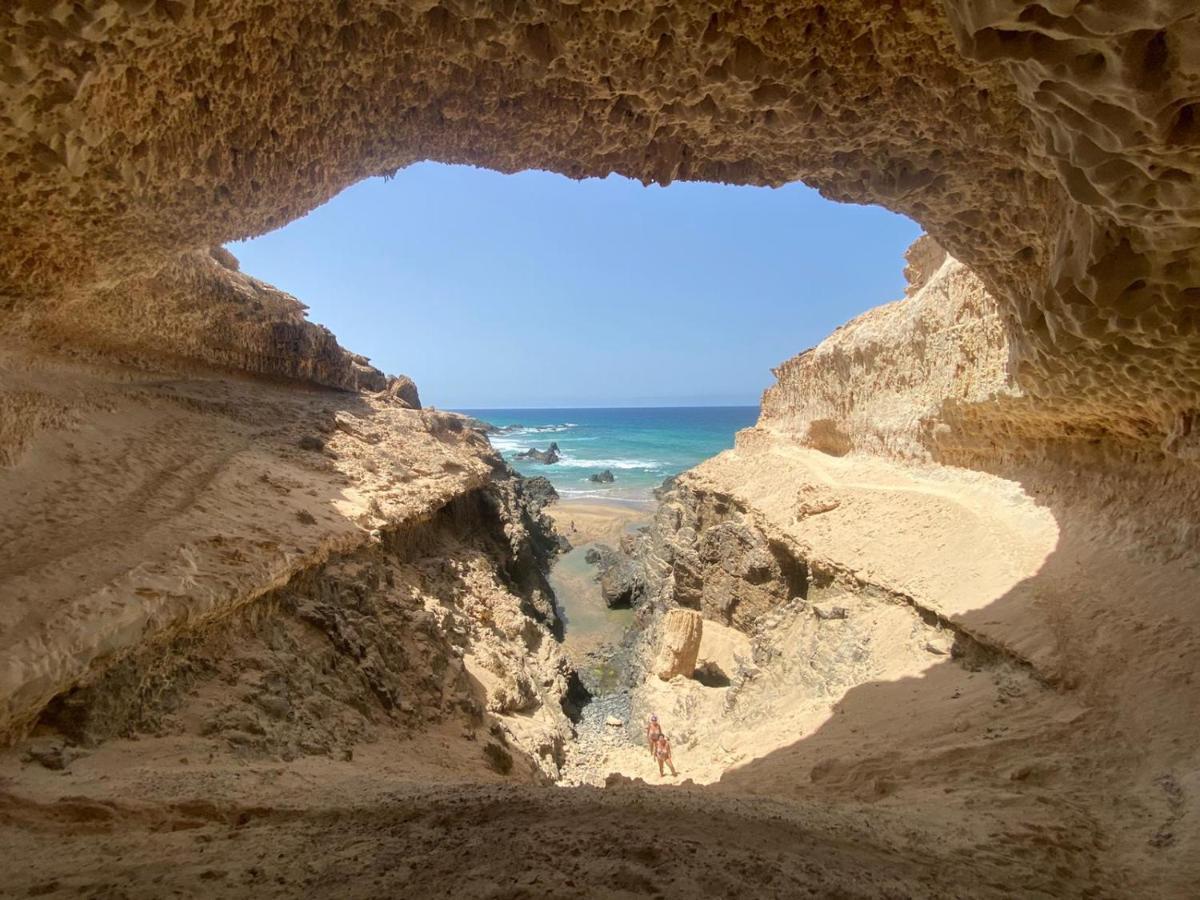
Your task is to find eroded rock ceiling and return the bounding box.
[1,1,1197,447]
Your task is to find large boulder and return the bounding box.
[599,556,643,609]
[380,375,421,409]
[654,609,704,681]
[583,544,644,608]
[589,469,615,483]
[695,619,753,685]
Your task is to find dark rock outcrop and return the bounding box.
[589,470,615,483]
[584,543,645,609]
[519,476,559,515]
[515,474,569,555]
[517,443,561,464]
[459,416,498,434]
[600,557,643,609]
[639,479,809,631]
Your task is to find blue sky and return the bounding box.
[231,163,920,408]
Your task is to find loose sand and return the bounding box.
[3,359,1197,896]
[545,498,655,546]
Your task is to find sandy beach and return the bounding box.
[544,497,655,546]
[544,498,655,667]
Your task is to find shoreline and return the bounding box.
[545,497,656,547]
[555,496,658,510]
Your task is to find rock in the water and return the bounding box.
[654,609,704,681]
[605,716,623,727]
[516,442,560,464]
[589,469,615,483]
[585,544,644,608]
[600,557,643,608]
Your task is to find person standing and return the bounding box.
[655,733,678,777]
[646,714,663,757]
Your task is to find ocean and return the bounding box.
[454,406,761,501]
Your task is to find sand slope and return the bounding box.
[0,346,498,741]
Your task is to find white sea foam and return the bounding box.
[551,457,661,470]
[558,490,656,504]
[500,424,576,436]
[488,437,526,452]
[490,439,665,472]
[493,435,594,446]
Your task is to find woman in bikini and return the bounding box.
[654,733,677,777]
[646,714,663,758]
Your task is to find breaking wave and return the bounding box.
[550,457,663,470]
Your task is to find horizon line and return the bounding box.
[446,403,762,411]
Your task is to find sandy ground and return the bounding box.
[3,371,1197,895]
[546,498,654,546]
[547,433,1200,895]
[0,703,1091,899]
[545,497,655,660]
[0,774,1055,899]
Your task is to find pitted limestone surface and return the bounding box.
[0,2,1198,446]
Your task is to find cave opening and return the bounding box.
[229,161,921,412]
[220,161,925,776]
[2,0,1196,889]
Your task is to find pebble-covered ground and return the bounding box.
[558,622,685,787]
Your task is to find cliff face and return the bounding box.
[0,347,570,778]
[21,247,403,393]
[1,2,1197,457]
[38,485,572,776]
[630,239,1200,893]
[758,236,1200,558]
[761,237,1015,461]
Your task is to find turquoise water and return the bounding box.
[454,407,760,501]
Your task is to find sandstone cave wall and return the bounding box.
[756,232,1200,556]
[1,1,1197,458]
[46,249,401,393]
[0,355,493,743]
